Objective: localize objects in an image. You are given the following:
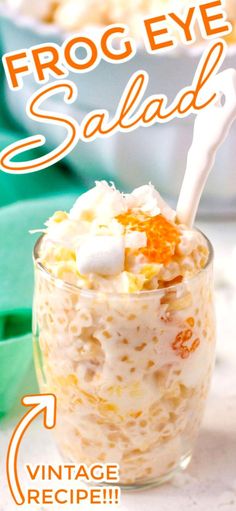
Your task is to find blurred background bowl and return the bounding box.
[0,5,236,215]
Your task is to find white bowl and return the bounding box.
[1,6,236,214]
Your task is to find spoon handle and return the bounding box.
[176,68,236,227]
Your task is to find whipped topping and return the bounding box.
[69,181,176,223]
[69,181,128,222]
[129,184,176,221]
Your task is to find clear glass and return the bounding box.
[33,235,216,489]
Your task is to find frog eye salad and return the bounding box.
[33,182,216,488]
[36,181,209,291]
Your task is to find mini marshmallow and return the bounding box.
[76,236,125,276]
[131,184,176,221]
[70,181,127,222]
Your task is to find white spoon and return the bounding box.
[176,68,236,227]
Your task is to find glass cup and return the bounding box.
[33,234,216,489]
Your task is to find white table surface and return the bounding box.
[1,221,236,511]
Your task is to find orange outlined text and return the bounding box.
[6,393,121,507]
[2,1,231,90]
[0,40,227,174]
[24,464,120,506]
[2,24,136,90]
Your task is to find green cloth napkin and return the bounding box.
[0,195,79,415]
[0,333,32,417]
[0,195,79,313]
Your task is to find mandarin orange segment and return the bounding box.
[117,211,180,265]
[172,329,200,359]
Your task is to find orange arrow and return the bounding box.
[6,394,57,506]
